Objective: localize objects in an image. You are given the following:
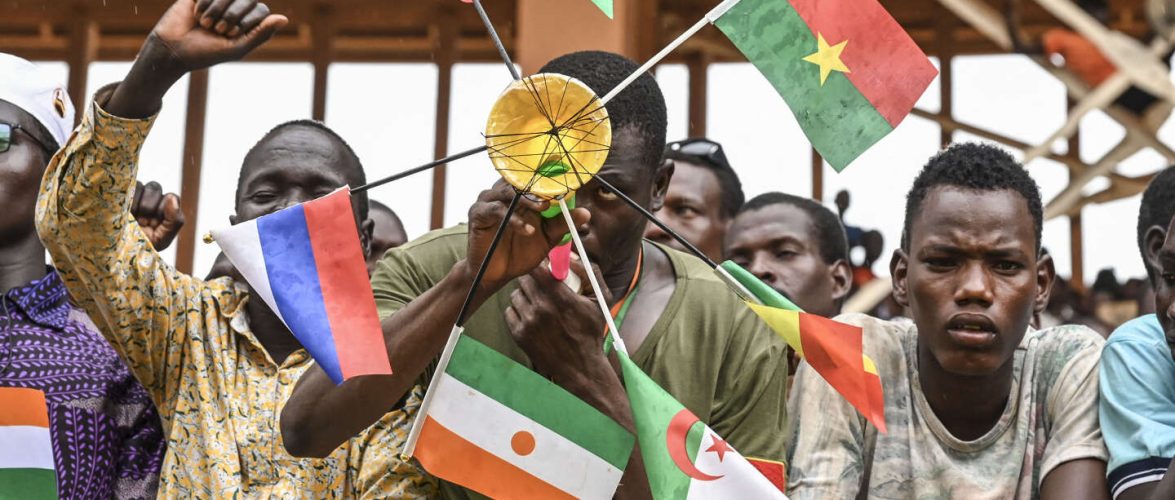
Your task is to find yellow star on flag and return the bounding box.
[802,33,851,86]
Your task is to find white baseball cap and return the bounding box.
[0,53,75,148]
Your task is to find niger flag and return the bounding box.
[712,0,936,170]
[721,261,886,433]
[0,388,57,499]
[411,334,634,499]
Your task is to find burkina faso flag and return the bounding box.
[712,0,937,170]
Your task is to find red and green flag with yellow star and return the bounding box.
[712,0,937,170]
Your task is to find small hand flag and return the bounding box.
[210,188,392,384]
[720,261,886,433]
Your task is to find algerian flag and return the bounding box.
[0,388,57,499]
[618,353,787,499]
[412,335,634,499]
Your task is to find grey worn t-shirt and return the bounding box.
[787,313,1106,499]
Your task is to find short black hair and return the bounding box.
[665,138,744,219]
[738,191,849,265]
[1138,166,1175,280]
[369,199,404,226]
[539,51,668,168]
[237,119,368,219]
[903,143,1042,252]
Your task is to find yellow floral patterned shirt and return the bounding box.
[35,92,436,498]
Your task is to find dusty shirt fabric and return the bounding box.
[787,313,1107,499]
[35,92,436,498]
[0,268,165,499]
[371,225,790,500]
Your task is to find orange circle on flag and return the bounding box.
[511,431,536,456]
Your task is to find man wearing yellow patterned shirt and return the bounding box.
[35,1,433,497]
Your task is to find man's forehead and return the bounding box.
[668,161,720,193]
[910,187,1034,247]
[732,205,817,244]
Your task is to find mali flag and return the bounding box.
[712,0,937,170]
[721,261,886,433]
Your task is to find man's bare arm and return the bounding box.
[1040,458,1110,500]
[281,183,588,457]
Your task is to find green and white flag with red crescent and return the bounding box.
[618,352,788,499]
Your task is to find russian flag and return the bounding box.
[210,188,392,384]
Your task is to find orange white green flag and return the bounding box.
[406,334,634,499]
[617,352,788,499]
[0,388,57,499]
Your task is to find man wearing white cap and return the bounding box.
[0,53,166,498]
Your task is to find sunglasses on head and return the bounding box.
[668,139,729,168]
[0,121,55,156]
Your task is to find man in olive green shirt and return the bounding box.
[281,51,789,497]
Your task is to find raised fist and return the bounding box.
[147,0,288,74]
[132,181,186,251]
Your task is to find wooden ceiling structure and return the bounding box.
[0,0,1159,283]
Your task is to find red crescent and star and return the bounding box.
[666,409,727,482]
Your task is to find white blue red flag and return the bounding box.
[210,188,392,384]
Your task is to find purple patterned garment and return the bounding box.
[0,268,164,499]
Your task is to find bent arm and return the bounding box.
[1040,459,1109,500]
[281,259,488,458]
[35,88,199,410]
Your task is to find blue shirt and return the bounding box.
[1100,314,1175,498]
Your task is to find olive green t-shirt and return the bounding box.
[371,225,790,499]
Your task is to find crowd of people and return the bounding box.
[3,0,1175,498]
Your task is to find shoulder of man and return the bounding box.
[1106,314,1166,348]
[375,225,469,283]
[1026,323,1105,362]
[393,224,470,259]
[371,224,470,320]
[1023,323,1104,404]
[654,242,752,313]
[832,312,915,367]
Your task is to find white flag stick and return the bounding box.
[401,323,465,460]
[599,0,742,105]
[558,198,628,354]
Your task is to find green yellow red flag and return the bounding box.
[720,261,886,433]
[712,0,937,171]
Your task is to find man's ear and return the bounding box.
[358,217,375,259]
[1034,251,1057,315]
[650,159,674,212]
[829,258,853,304]
[1144,224,1168,274]
[890,249,910,308]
